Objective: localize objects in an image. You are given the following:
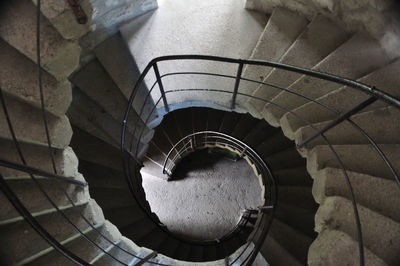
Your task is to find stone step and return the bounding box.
[313,167,400,223]
[70,127,124,171]
[0,202,96,265]
[92,237,140,266]
[0,139,72,179]
[0,0,80,80]
[269,218,313,263]
[26,222,120,266]
[191,107,209,133]
[0,93,72,149]
[294,106,400,150]
[245,15,349,117]
[218,111,242,135]
[94,32,157,123]
[157,237,180,261]
[120,217,158,244]
[280,58,400,139]
[263,147,305,170]
[206,108,226,133]
[30,0,92,40]
[103,205,147,230]
[261,235,303,266]
[70,59,152,142]
[255,130,294,158]
[0,177,88,223]
[238,8,308,106]
[278,186,317,210]
[306,144,400,180]
[308,229,386,266]
[89,187,135,211]
[173,108,195,137]
[231,114,259,140]
[315,196,400,265]
[242,120,277,150]
[0,38,71,117]
[275,202,317,239]
[79,161,125,190]
[273,167,313,187]
[173,242,191,261]
[262,32,391,127]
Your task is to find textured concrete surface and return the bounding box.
[142,150,263,240]
[121,0,268,109]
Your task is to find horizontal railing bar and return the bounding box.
[0,158,87,187]
[146,55,400,109]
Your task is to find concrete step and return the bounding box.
[103,205,147,230]
[144,141,168,169]
[315,196,400,265]
[275,202,317,239]
[255,130,294,158]
[191,107,209,133]
[219,111,242,135]
[261,235,303,266]
[269,218,313,263]
[231,114,259,140]
[151,126,174,155]
[203,245,218,261]
[263,147,305,170]
[262,32,391,127]
[273,167,313,187]
[79,161,125,190]
[278,186,317,210]
[70,127,123,171]
[26,222,120,266]
[94,32,157,123]
[121,217,158,244]
[0,139,71,179]
[280,58,400,139]
[238,8,308,106]
[141,158,166,180]
[188,245,204,262]
[0,0,80,80]
[70,59,152,143]
[245,15,349,117]
[0,177,87,223]
[313,167,400,223]
[173,108,194,137]
[30,0,92,40]
[157,237,180,261]
[137,229,168,253]
[0,203,96,265]
[68,87,124,147]
[0,93,72,149]
[159,111,184,145]
[294,106,400,150]
[89,187,135,211]
[306,144,400,180]
[242,120,276,149]
[308,229,387,266]
[206,108,226,132]
[0,38,71,117]
[92,237,140,266]
[173,242,191,261]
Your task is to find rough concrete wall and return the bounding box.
[245,0,400,58]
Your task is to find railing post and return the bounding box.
[231,62,244,110]
[153,63,169,113]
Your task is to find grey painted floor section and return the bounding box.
[120,0,268,110]
[142,151,263,240]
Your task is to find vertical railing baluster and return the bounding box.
[231,62,244,110]
[153,63,169,113]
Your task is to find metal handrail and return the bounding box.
[122,55,400,266]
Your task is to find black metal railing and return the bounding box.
[121,55,400,265]
[1,1,400,264]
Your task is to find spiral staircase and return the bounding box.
[0,0,400,265]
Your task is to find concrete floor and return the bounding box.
[120,0,268,110]
[142,150,263,240]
